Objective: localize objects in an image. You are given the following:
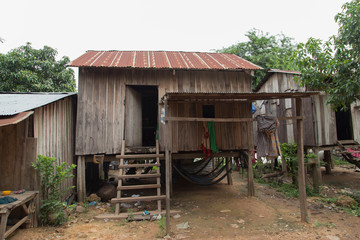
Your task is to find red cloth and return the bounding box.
[347,148,360,158]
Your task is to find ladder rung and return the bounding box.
[118,173,161,179]
[116,154,164,159]
[111,195,166,203]
[118,163,160,168]
[118,184,161,190]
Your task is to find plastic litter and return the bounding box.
[176,222,189,230]
[142,210,150,216]
[88,201,97,206]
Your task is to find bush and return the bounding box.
[32,155,76,226]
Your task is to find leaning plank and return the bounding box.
[117,184,161,190]
[116,154,164,159]
[4,216,29,239]
[118,174,161,179]
[111,195,166,203]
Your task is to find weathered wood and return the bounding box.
[115,140,125,215]
[156,140,162,212]
[226,157,233,185]
[77,156,86,203]
[261,171,285,179]
[117,174,161,179]
[4,216,29,239]
[172,151,241,159]
[117,184,161,190]
[247,120,255,197]
[117,163,160,168]
[125,86,142,147]
[164,116,302,123]
[111,195,166,203]
[95,210,181,220]
[115,154,164,159]
[324,150,332,174]
[296,98,308,223]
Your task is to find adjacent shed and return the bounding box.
[254,69,356,147]
[0,93,77,196]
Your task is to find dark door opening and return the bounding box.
[126,85,158,146]
[335,109,353,140]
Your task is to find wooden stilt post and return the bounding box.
[313,148,322,193]
[164,99,172,236]
[324,150,332,174]
[77,156,86,202]
[247,121,255,196]
[296,98,308,222]
[226,157,233,185]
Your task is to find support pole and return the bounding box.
[247,121,255,196]
[296,98,308,222]
[165,150,171,235]
[313,148,322,193]
[226,157,233,185]
[77,156,86,202]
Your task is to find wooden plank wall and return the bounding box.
[351,101,360,142]
[34,96,76,198]
[76,68,252,155]
[0,119,38,191]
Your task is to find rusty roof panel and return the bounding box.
[70,51,262,71]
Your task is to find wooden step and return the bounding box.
[118,184,161,190]
[116,154,164,159]
[118,163,160,168]
[95,210,181,220]
[118,173,160,179]
[111,195,166,203]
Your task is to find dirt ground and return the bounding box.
[9,165,360,240]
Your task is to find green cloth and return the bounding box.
[208,122,219,153]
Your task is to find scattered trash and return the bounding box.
[176,222,189,230]
[220,210,231,213]
[231,224,239,228]
[156,214,162,220]
[259,215,264,218]
[134,201,141,206]
[142,210,150,216]
[173,214,181,219]
[237,219,245,224]
[88,201,97,207]
[120,203,132,208]
[104,218,109,223]
[131,194,140,198]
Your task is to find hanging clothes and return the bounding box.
[256,115,281,158]
[200,121,219,157]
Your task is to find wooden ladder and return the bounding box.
[112,139,165,216]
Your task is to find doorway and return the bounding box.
[335,109,353,140]
[125,85,158,147]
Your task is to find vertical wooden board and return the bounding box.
[115,70,124,153]
[25,138,38,190]
[189,71,195,92]
[0,125,16,189]
[125,86,142,146]
[106,71,114,153]
[302,98,315,146]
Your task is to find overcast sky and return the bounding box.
[0,0,349,62]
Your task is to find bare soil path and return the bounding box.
[9,166,360,239]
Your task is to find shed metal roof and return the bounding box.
[70,51,263,71]
[0,92,76,116]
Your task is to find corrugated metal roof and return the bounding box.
[0,111,33,127]
[70,51,263,71]
[0,93,76,115]
[254,69,301,92]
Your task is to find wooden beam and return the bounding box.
[116,154,164,159]
[111,195,166,203]
[164,116,303,123]
[4,216,29,239]
[76,156,86,203]
[117,184,161,191]
[226,157,233,185]
[118,174,161,179]
[172,151,241,160]
[117,163,160,168]
[296,98,308,223]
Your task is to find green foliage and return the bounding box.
[0,42,76,92]
[156,216,166,238]
[293,0,360,110]
[127,209,134,221]
[314,221,337,228]
[32,155,76,226]
[218,28,298,88]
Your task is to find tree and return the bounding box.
[0,42,75,92]
[293,0,360,110]
[218,29,298,89]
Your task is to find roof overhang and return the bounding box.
[161,91,320,103]
[0,111,33,127]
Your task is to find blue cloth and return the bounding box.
[252,103,257,114]
[0,196,18,204]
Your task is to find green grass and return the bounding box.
[333,156,352,165]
